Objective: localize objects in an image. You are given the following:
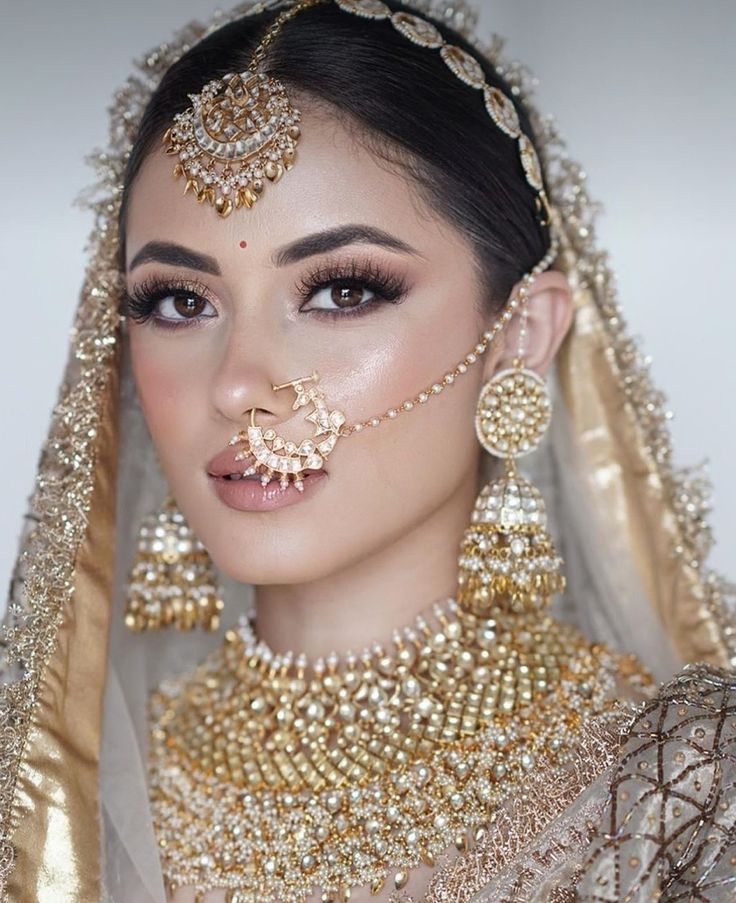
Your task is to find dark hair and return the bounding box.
[119,0,549,312]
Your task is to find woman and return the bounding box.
[1,0,734,901]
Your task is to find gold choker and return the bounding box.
[148,596,650,901]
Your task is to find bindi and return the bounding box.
[239,240,247,249]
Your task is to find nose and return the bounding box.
[209,324,297,428]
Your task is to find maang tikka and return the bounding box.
[162,0,328,216]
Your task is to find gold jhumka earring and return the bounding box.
[457,291,566,616]
[124,495,225,632]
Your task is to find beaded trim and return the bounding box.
[332,0,552,226]
[235,594,458,675]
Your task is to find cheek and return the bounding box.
[336,344,483,527]
[129,331,203,459]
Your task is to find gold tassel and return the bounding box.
[124,494,224,631]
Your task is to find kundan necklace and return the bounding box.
[147,593,648,902]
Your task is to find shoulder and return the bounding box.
[574,663,736,900]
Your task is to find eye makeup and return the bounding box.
[123,255,410,330]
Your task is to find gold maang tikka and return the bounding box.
[162,0,328,217]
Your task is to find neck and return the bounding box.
[250,460,485,661]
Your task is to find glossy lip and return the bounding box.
[209,468,328,511]
[207,439,257,478]
[207,434,330,511]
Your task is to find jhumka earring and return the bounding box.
[457,293,566,616]
[124,494,225,632]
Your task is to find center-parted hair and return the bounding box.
[119,0,549,312]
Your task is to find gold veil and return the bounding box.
[1,0,733,900]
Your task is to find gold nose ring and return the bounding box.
[229,370,346,491]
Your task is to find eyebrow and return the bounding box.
[127,224,422,275]
[271,224,423,267]
[128,241,221,275]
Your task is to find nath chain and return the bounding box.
[338,237,559,437]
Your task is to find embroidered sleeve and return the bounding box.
[574,663,736,901]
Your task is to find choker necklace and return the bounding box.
[147,594,648,902]
[235,594,461,673]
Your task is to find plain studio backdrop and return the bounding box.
[0,1,734,618]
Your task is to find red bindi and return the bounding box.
[239,240,247,249]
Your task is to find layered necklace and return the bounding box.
[147,593,648,902]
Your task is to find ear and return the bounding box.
[481,269,574,382]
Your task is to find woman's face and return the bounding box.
[124,97,567,586]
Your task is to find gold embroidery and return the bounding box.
[575,663,736,901]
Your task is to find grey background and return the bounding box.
[1,1,734,610]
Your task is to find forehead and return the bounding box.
[124,99,465,268]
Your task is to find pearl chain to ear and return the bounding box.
[338,237,558,437]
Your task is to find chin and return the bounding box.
[206,533,347,587]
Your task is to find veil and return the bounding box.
[1,0,734,900]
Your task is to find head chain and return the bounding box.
[163,0,553,230]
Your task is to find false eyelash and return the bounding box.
[294,256,409,318]
[122,276,213,329]
[122,257,410,330]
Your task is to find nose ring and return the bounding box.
[228,370,346,491]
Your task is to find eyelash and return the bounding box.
[296,258,409,318]
[123,277,212,331]
[122,258,409,331]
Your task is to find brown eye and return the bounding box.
[156,292,217,323]
[172,294,207,317]
[303,281,373,313]
[331,283,365,309]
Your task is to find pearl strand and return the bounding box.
[338,236,559,437]
[234,594,462,677]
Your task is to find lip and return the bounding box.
[209,469,328,511]
[207,433,330,511]
[207,437,257,478]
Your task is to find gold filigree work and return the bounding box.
[147,597,650,902]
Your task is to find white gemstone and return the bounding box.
[510,538,525,556]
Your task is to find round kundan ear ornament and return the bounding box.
[474,366,552,459]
